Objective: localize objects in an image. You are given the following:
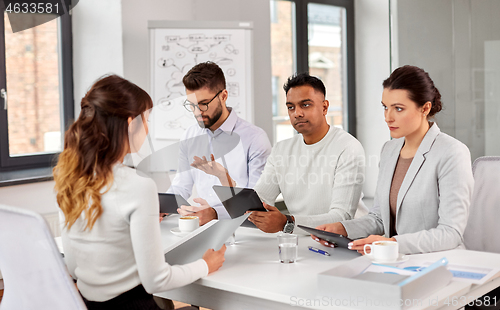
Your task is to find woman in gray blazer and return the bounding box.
[313,65,474,254]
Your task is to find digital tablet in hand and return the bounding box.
[298,225,353,249]
[212,185,266,228]
[158,193,190,214]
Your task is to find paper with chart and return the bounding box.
[152,28,250,140]
[360,259,500,285]
[399,262,500,285]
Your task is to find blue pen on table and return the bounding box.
[308,246,330,256]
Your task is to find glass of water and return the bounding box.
[278,233,298,263]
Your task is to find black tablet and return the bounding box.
[158,193,190,214]
[298,225,354,249]
[212,185,266,228]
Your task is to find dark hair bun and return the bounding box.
[429,87,442,117]
[383,65,443,118]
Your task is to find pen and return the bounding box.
[308,246,330,256]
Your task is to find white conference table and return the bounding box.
[156,215,500,310]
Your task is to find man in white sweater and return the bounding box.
[249,73,365,233]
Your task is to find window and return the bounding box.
[270,0,355,143]
[0,7,73,173]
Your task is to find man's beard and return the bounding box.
[197,101,223,129]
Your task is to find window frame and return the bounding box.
[0,7,74,173]
[275,0,356,136]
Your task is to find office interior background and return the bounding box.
[0,0,499,237]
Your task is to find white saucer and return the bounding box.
[370,254,408,265]
[170,227,190,237]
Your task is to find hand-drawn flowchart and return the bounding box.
[151,25,251,140]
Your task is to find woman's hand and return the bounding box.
[202,244,227,274]
[348,235,396,254]
[310,222,348,248]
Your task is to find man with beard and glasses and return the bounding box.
[167,62,272,225]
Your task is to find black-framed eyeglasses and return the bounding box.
[183,89,223,112]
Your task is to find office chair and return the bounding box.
[0,204,86,310]
[463,157,500,310]
[463,156,500,253]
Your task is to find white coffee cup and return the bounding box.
[364,241,399,262]
[178,216,199,233]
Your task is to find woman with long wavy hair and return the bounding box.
[54,75,226,310]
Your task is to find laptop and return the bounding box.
[212,185,266,228]
[158,193,190,214]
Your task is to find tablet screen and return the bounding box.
[212,186,266,228]
[158,193,190,213]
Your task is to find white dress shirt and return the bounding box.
[168,108,272,218]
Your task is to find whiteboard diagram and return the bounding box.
[149,21,253,140]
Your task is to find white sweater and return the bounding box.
[60,164,208,302]
[254,126,365,229]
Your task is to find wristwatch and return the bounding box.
[283,214,295,234]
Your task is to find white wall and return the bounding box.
[72,0,124,116]
[354,0,391,198]
[394,0,455,137]
[121,0,193,91]
[394,0,500,160]
[485,40,500,156]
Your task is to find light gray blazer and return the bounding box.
[342,124,474,254]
